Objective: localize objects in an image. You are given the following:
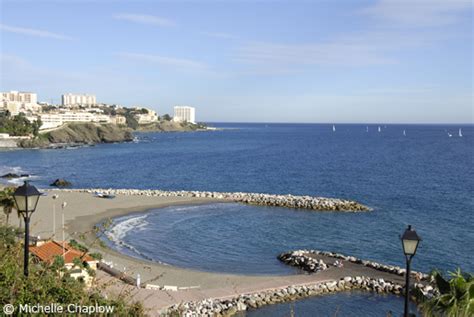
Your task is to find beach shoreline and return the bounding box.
[3,189,424,316]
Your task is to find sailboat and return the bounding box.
[403,130,406,136]
[333,125,336,132]
[459,128,463,137]
[448,132,453,137]
[366,126,369,132]
[378,126,381,133]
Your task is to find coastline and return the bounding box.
[6,190,357,313]
[3,189,435,316]
[8,190,320,282]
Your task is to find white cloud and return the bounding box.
[360,0,472,27]
[234,38,397,71]
[0,23,72,40]
[233,1,468,73]
[113,14,176,27]
[116,52,206,70]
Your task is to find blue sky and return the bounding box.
[0,0,472,123]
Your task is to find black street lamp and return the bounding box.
[401,225,421,317]
[13,181,41,277]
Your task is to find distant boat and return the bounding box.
[333,125,336,132]
[448,132,453,138]
[403,130,406,136]
[378,126,381,133]
[366,126,369,132]
[459,128,463,137]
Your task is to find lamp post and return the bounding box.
[401,225,421,317]
[13,181,41,277]
[61,201,67,257]
[52,194,59,238]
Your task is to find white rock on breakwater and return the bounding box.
[56,188,370,212]
[278,250,429,280]
[278,250,329,273]
[163,276,435,316]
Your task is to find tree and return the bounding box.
[0,113,39,136]
[161,114,171,121]
[124,113,139,129]
[422,269,474,317]
[32,118,42,137]
[0,187,16,226]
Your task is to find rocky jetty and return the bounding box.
[1,173,20,179]
[57,188,370,212]
[164,276,436,316]
[278,250,429,280]
[278,250,329,273]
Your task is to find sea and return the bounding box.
[1,123,473,316]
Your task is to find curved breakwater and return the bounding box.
[162,249,436,315]
[278,250,429,280]
[164,250,437,316]
[56,188,370,212]
[164,276,435,316]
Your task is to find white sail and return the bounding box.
[403,130,406,136]
[378,126,381,132]
[459,128,463,137]
[333,125,336,132]
[366,126,369,132]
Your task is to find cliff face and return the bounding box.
[47,123,133,143]
[136,121,203,132]
[18,123,133,148]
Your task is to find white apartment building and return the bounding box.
[39,112,111,130]
[62,93,97,107]
[135,109,158,124]
[173,106,196,124]
[111,115,127,125]
[1,91,39,115]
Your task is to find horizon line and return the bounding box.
[203,121,474,125]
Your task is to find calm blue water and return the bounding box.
[1,123,473,315]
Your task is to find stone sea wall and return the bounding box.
[163,276,435,316]
[57,188,370,212]
[278,250,429,280]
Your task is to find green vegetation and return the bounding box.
[89,252,103,261]
[161,114,171,121]
[419,269,473,317]
[69,239,89,252]
[124,113,139,129]
[0,187,17,226]
[0,224,147,316]
[0,113,42,137]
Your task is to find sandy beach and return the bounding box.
[4,189,407,315]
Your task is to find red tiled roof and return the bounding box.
[29,241,96,264]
